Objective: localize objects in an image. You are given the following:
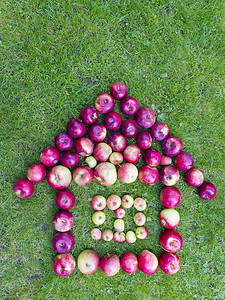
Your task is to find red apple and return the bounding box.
[27,163,46,183]
[104,112,122,131]
[95,93,115,114]
[160,229,183,252]
[77,249,99,274]
[150,123,169,141]
[110,82,128,100]
[134,197,147,211]
[55,133,73,151]
[102,229,114,241]
[160,186,181,208]
[158,252,180,274]
[66,118,86,139]
[40,147,60,166]
[109,152,124,165]
[88,123,107,142]
[108,132,126,152]
[91,195,106,211]
[74,137,94,157]
[136,226,148,239]
[120,97,139,116]
[61,152,79,168]
[13,178,34,198]
[123,145,141,163]
[198,182,217,200]
[93,142,112,162]
[47,165,72,190]
[73,166,93,186]
[52,232,75,253]
[136,108,155,128]
[143,148,161,167]
[55,190,75,210]
[136,131,153,149]
[100,254,120,276]
[138,250,158,275]
[159,166,180,186]
[162,136,183,157]
[107,194,121,210]
[175,152,194,171]
[114,208,125,219]
[118,163,138,183]
[53,253,76,277]
[120,252,138,274]
[113,232,126,242]
[161,156,172,165]
[138,166,159,185]
[184,168,204,187]
[53,210,74,232]
[121,119,139,138]
[159,208,180,229]
[80,106,98,125]
[91,228,102,240]
[94,162,117,186]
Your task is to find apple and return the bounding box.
[175,152,194,171]
[108,132,126,152]
[125,231,136,243]
[47,165,72,190]
[102,229,114,241]
[27,163,46,183]
[94,162,117,186]
[159,166,180,186]
[160,229,183,252]
[85,156,97,168]
[107,194,121,210]
[52,232,75,253]
[160,186,181,208]
[138,250,158,275]
[93,142,112,162]
[158,252,180,274]
[159,208,180,229]
[143,148,161,167]
[114,219,125,232]
[150,123,169,141]
[121,119,139,138]
[53,253,76,277]
[74,137,94,157]
[95,93,115,114]
[91,228,102,240]
[100,254,120,276]
[109,152,124,165]
[73,166,93,186]
[136,226,148,239]
[110,82,128,100]
[134,212,146,226]
[113,232,126,242]
[121,195,134,208]
[134,198,146,211]
[13,178,34,198]
[162,136,183,156]
[161,156,172,166]
[136,131,153,149]
[40,147,60,166]
[61,152,79,168]
[198,182,217,200]
[138,166,159,185]
[66,118,86,139]
[120,252,138,274]
[184,168,204,187]
[118,163,138,183]
[114,208,125,219]
[136,108,155,128]
[123,145,141,163]
[53,211,74,232]
[120,97,139,116]
[92,211,106,225]
[55,133,73,151]
[77,249,99,274]
[88,124,107,143]
[104,112,122,131]
[91,195,107,211]
[80,106,98,125]
[55,190,75,210]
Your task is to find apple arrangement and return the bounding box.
[94,162,117,186]
[13,178,34,198]
[162,136,183,156]
[104,112,122,131]
[53,253,76,277]
[159,208,180,229]
[138,250,158,275]
[120,97,139,116]
[136,130,152,149]
[138,166,159,185]
[136,226,148,239]
[175,152,194,171]
[61,152,79,168]
[55,133,73,151]
[95,93,115,114]
[150,123,169,141]
[73,166,93,186]
[134,212,146,226]
[123,145,141,163]
[91,228,102,240]
[109,152,124,165]
[47,165,72,190]
[102,229,114,241]
[92,211,106,225]
[52,231,75,253]
[85,156,97,168]
[114,219,125,232]
[136,107,156,128]
[161,156,172,165]
[160,186,181,208]
[88,123,107,143]
[160,229,183,252]
[113,232,126,242]
[74,137,94,157]
[134,197,146,211]
[91,195,107,211]
[40,147,60,166]
[121,195,134,208]
[143,148,161,167]
[77,249,99,274]
[110,82,128,100]
[118,163,138,183]
[198,182,217,200]
[93,142,112,162]
[120,252,138,274]
[184,168,204,187]
[27,163,46,183]
[53,210,74,232]
[125,231,136,243]
[55,190,75,210]
[114,208,125,219]
[66,118,86,139]
[158,252,180,274]
[108,132,127,152]
[121,119,139,138]
[159,166,180,186]
[80,106,98,125]
[107,194,121,210]
[99,254,120,276]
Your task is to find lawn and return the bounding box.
[1,0,225,299]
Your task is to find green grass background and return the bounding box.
[1,0,225,299]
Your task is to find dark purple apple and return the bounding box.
[74,137,94,157]
[55,190,75,210]
[53,210,74,232]
[120,252,138,274]
[95,93,115,114]
[108,132,126,152]
[55,133,73,151]
[198,182,217,200]
[136,131,152,149]
[138,166,159,185]
[160,229,183,252]
[110,82,128,100]
[104,112,122,131]
[136,108,155,128]
[73,166,93,186]
[88,123,107,142]
[27,163,46,183]
[143,148,161,167]
[160,186,181,208]
[52,232,75,253]
[162,136,183,157]
[80,106,98,125]
[159,166,180,186]
[158,252,180,275]
[184,168,204,187]
[53,253,76,277]
[60,152,79,168]
[123,145,141,163]
[120,97,139,116]
[150,123,169,141]
[13,178,34,198]
[100,254,120,276]
[175,152,194,171]
[138,250,158,275]
[40,147,60,167]
[66,118,86,139]
[47,166,72,190]
[121,119,139,138]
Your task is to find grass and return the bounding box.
[1,0,225,299]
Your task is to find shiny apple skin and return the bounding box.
[74,137,94,157]
[88,123,107,142]
[150,123,169,141]
[73,166,93,186]
[40,147,60,167]
[159,166,180,186]
[60,152,79,168]
[120,97,139,116]
[13,178,34,198]
[52,232,75,253]
[198,182,217,200]
[53,210,74,232]
[95,93,115,114]
[27,163,46,183]
[47,165,72,190]
[138,250,158,275]
[159,208,180,229]
[55,190,75,210]
[123,145,141,163]
[55,133,73,151]
[184,168,204,187]
[161,156,172,165]
[121,119,139,138]
[175,152,194,171]
[118,163,138,183]
[143,148,161,167]
[136,131,153,149]
[66,118,86,139]
[53,253,76,277]
[110,82,128,100]
[160,186,181,208]
[100,254,120,276]
[108,132,126,152]
[80,106,98,125]
[104,112,122,131]
[136,108,156,128]
[93,142,112,162]
[162,136,183,157]
[138,166,159,185]
[158,252,180,275]
[120,252,138,274]
[160,229,183,252]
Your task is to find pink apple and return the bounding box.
[27,163,46,183]
[114,208,125,219]
[55,190,75,210]
[85,156,97,168]
[108,132,126,152]
[80,106,98,125]
[120,97,139,116]
[94,162,117,186]
[143,148,161,167]
[136,130,153,149]
[120,252,138,274]
[121,119,139,138]
[102,229,114,241]
[109,152,124,165]
[134,212,146,226]
[66,118,86,139]
[123,145,141,163]
[100,254,120,276]
[160,186,181,208]
[125,231,136,243]
[160,229,183,252]
[114,219,125,232]
[134,198,147,211]
[121,195,134,208]
[104,112,122,131]
[93,142,112,162]
[118,163,138,183]
[77,249,99,274]
[138,250,158,275]
[184,168,204,187]
[47,165,72,190]
[159,166,180,186]
[138,166,159,185]
[159,208,180,229]
[53,253,76,277]
[52,232,75,253]
[53,210,74,232]
[107,194,121,210]
[161,156,172,165]
[61,152,79,168]
[198,182,217,200]
[110,82,128,100]
[92,211,106,225]
[175,152,194,171]
[40,147,60,166]
[73,166,93,186]
[13,178,34,198]
[88,124,107,142]
[91,195,107,211]
[91,228,102,240]
[150,123,169,141]
[55,133,73,151]
[158,252,180,274]
[136,226,148,239]
[113,232,126,242]
[95,93,115,114]
[74,137,94,157]
[162,136,183,156]
[136,108,155,128]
